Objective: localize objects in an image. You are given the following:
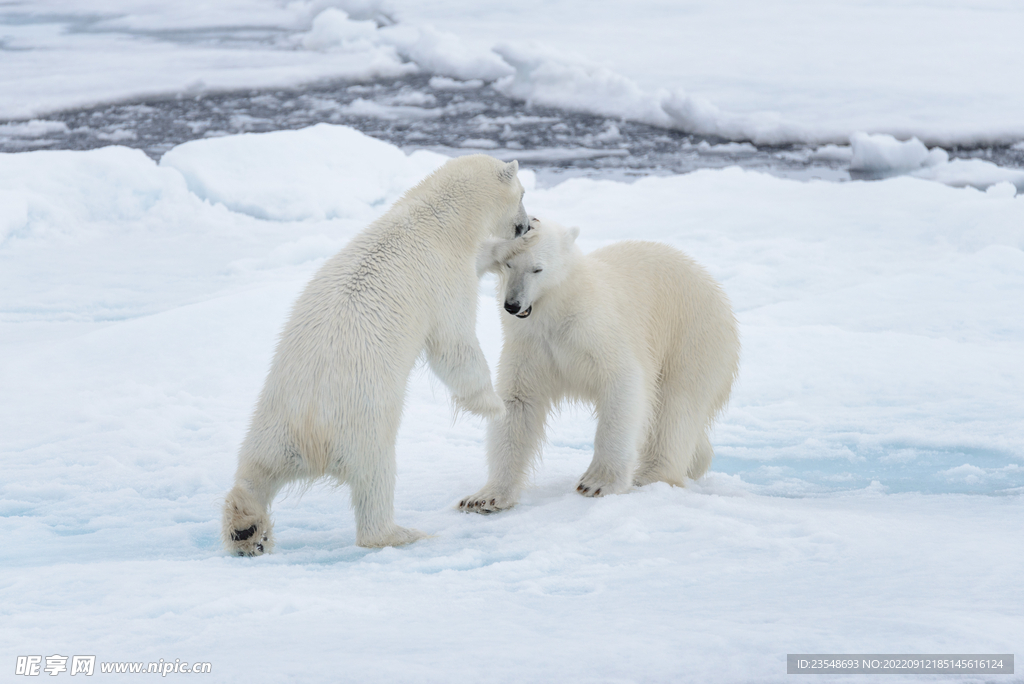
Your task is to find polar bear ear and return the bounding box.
[564,225,580,246]
[499,160,519,183]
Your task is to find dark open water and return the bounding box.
[2,75,1021,186]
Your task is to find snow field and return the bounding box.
[1,126,1022,681]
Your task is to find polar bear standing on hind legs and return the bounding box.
[460,218,739,513]
[222,155,530,555]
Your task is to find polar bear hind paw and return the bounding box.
[230,524,271,556]
[222,488,274,556]
[224,518,272,557]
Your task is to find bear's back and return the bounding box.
[585,240,737,368]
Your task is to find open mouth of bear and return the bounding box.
[515,306,532,318]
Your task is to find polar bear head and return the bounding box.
[411,154,530,239]
[497,217,580,319]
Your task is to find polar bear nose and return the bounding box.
[504,300,522,315]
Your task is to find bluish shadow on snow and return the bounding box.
[712,443,1023,496]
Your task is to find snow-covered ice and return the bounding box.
[1,126,1022,681]
[396,0,1024,147]
[3,0,1024,147]
[842,132,1024,197]
[4,0,1023,202]
[160,124,448,222]
[912,160,1024,195]
[849,133,948,174]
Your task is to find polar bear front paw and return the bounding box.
[458,486,518,514]
[575,469,625,498]
[456,388,506,419]
[357,525,428,548]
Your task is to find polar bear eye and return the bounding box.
[533,268,543,273]
[505,262,511,269]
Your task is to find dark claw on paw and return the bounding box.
[231,524,258,541]
[256,543,264,553]
[594,488,601,495]
[489,499,496,505]
[577,484,584,491]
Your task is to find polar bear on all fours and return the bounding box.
[222,155,531,555]
[460,217,740,513]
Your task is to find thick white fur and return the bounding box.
[460,218,740,513]
[222,155,529,554]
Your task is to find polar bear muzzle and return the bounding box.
[504,300,531,317]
